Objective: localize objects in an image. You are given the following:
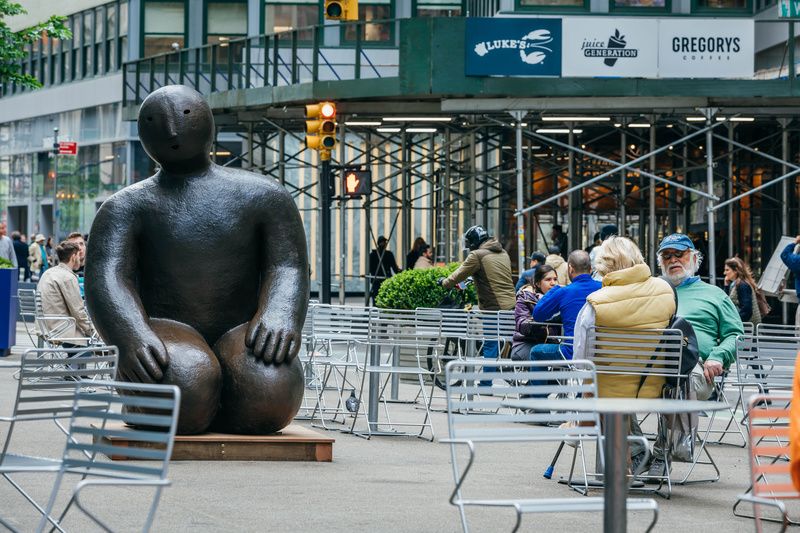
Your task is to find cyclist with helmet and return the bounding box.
[438,226,515,383]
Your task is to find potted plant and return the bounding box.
[375,263,477,310]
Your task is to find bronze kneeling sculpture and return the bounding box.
[85,85,309,434]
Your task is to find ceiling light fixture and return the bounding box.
[536,128,584,134]
[345,121,381,126]
[377,127,401,133]
[406,127,438,133]
[686,116,706,122]
[730,117,755,122]
[629,123,651,128]
[382,117,452,122]
[541,116,610,122]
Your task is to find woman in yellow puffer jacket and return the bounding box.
[572,236,676,399]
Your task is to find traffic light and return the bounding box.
[305,101,337,159]
[342,169,372,198]
[324,0,358,21]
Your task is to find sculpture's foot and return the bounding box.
[211,323,304,434]
[130,318,222,435]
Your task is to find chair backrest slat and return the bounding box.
[736,335,800,392]
[445,360,600,442]
[589,327,684,379]
[62,380,180,480]
[746,394,798,500]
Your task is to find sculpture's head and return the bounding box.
[138,85,214,173]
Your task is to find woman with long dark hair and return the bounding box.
[724,257,765,325]
[511,264,560,361]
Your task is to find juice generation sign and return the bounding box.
[562,18,658,78]
[465,18,562,77]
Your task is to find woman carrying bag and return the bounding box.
[724,257,769,326]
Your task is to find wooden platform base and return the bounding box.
[98,423,334,462]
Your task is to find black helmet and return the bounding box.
[464,225,489,251]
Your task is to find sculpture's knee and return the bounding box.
[212,323,304,434]
[150,318,222,434]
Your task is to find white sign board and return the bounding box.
[562,18,658,78]
[658,19,754,79]
[758,236,796,296]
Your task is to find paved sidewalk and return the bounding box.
[0,322,778,531]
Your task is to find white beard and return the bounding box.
[660,258,697,286]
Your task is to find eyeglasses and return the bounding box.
[659,250,688,261]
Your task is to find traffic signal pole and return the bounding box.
[52,127,60,242]
[320,156,332,304]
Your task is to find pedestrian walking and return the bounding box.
[405,236,427,270]
[11,231,29,281]
[0,223,18,269]
[369,236,402,305]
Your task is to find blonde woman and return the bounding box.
[572,236,676,475]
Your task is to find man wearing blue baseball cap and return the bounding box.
[642,232,744,478]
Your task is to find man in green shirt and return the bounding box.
[644,233,744,478]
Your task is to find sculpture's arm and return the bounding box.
[245,185,310,365]
[84,196,168,383]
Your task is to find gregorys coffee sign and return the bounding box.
[658,19,753,78]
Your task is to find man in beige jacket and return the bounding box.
[37,240,96,345]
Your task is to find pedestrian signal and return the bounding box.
[325,0,358,21]
[342,169,371,198]
[305,101,337,158]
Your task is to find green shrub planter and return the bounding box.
[375,263,477,385]
[375,263,477,310]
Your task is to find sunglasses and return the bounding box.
[659,249,688,261]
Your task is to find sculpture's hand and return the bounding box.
[245,316,301,365]
[119,329,169,384]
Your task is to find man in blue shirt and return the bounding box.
[515,251,546,292]
[532,250,601,360]
[780,235,800,326]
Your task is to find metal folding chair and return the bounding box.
[756,323,800,338]
[443,359,658,533]
[37,380,180,533]
[17,288,39,348]
[350,308,442,440]
[587,326,701,494]
[733,393,798,531]
[703,328,755,448]
[295,302,320,420]
[308,304,374,430]
[0,348,118,529]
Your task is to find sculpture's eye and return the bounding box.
[147,116,153,122]
[183,109,190,114]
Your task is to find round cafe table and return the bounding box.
[501,397,727,533]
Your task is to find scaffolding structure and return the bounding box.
[202,104,799,315]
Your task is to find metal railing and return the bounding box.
[123,20,401,106]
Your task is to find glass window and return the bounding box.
[417,5,461,15]
[265,4,318,33]
[208,2,247,35]
[119,0,128,37]
[518,0,582,6]
[344,4,391,42]
[95,7,104,42]
[695,0,746,7]
[145,1,184,34]
[613,0,665,5]
[144,1,185,56]
[416,0,462,15]
[106,4,117,39]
